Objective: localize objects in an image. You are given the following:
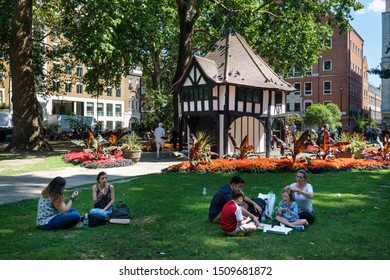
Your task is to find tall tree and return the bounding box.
[5,0,51,151]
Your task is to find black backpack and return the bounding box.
[88,213,108,227]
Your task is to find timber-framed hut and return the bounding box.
[173,28,294,157]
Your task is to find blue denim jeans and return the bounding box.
[90,207,112,218]
[39,208,81,230]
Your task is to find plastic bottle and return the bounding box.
[83,213,89,229]
[264,198,269,217]
[202,187,207,196]
[261,211,266,222]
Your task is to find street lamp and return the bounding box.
[339,86,344,118]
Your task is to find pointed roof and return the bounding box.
[193,28,294,91]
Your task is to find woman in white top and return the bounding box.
[287,169,315,224]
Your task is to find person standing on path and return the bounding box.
[154,122,166,159]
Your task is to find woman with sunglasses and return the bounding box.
[36,176,81,230]
[287,169,315,224]
[90,171,115,219]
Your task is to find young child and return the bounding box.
[276,187,308,231]
[220,189,258,236]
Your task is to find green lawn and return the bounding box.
[0,154,75,176]
[0,170,389,260]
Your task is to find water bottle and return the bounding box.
[83,213,89,229]
[261,211,266,222]
[202,187,207,196]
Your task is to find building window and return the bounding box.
[97,103,104,117]
[304,101,312,110]
[87,102,94,116]
[293,83,301,95]
[136,79,140,92]
[128,79,133,90]
[304,82,312,96]
[236,88,262,103]
[115,104,122,117]
[106,121,113,130]
[131,96,138,112]
[65,64,72,75]
[65,81,72,93]
[286,103,290,112]
[294,102,301,112]
[183,87,211,101]
[76,65,83,77]
[275,91,282,104]
[53,61,61,73]
[323,60,332,71]
[323,101,332,105]
[106,103,113,116]
[107,87,112,96]
[0,89,4,105]
[76,83,83,94]
[116,88,121,97]
[53,80,60,92]
[325,38,332,48]
[323,81,332,95]
[0,69,5,80]
[115,121,122,130]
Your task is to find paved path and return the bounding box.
[0,146,291,205]
[0,152,181,205]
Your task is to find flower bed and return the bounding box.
[162,157,390,174]
[63,150,132,169]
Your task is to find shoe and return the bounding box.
[293,225,304,231]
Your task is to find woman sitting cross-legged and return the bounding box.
[90,171,115,219]
[36,176,81,230]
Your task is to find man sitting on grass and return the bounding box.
[220,189,258,236]
[208,175,262,224]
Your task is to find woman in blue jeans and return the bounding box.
[90,172,115,218]
[36,177,81,230]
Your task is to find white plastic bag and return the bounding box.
[258,192,276,218]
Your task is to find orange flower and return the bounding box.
[162,157,389,174]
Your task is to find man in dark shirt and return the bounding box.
[208,175,262,225]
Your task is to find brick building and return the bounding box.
[285,25,377,129]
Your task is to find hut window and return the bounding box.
[182,87,210,101]
[237,88,246,101]
[275,92,282,104]
[237,88,262,103]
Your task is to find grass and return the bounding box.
[0,154,75,176]
[0,170,389,260]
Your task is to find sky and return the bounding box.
[350,0,386,87]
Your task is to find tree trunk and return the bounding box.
[6,0,51,151]
[172,0,200,129]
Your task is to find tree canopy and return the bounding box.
[0,0,364,151]
[302,103,342,129]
